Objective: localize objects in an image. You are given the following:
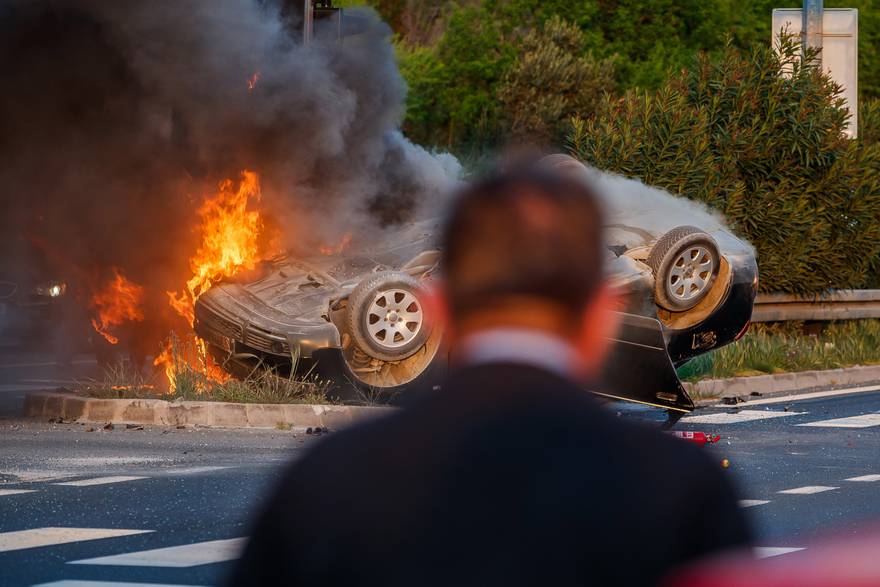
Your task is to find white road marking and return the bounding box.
[778,485,838,495]
[754,546,806,559]
[845,474,880,482]
[798,412,880,428]
[54,476,148,487]
[718,385,880,407]
[50,457,168,467]
[0,470,77,483]
[69,537,247,568]
[163,466,231,475]
[34,582,205,587]
[681,409,803,424]
[0,528,152,553]
[739,499,770,508]
[0,489,36,497]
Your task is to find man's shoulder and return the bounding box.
[287,364,721,491]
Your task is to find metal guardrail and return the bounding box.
[752,290,880,322]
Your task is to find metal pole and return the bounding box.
[303,0,313,45]
[802,0,823,57]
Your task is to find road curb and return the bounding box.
[23,391,393,430]
[683,364,880,401]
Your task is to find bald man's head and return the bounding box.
[441,169,605,331]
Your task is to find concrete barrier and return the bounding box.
[23,391,393,430]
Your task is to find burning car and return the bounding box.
[194,156,758,416]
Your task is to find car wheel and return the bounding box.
[647,226,720,312]
[347,271,432,362]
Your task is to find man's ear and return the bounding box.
[422,280,453,342]
[574,284,623,379]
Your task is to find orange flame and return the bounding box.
[247,71,261,93]
[319,232,352,256]
[157,170,269,392]
[168,170,264,325]
[90,268,145,345]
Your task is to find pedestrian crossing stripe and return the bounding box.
[681,409,803,424]
[798,412,880,429]
[0,528,152,553]
[845,474,880,482]
[161,466,230,476]
[0,489,36,497]
[739,499,770,508]
[778,485,838,495]
[69,537,247,568]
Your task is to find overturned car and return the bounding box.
[194,157,758,415]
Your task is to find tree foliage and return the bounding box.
[392,0,748,151]
[397,5,514,148]
[497,16,615,144]
[370,0,880,153]
[568,38,880,294]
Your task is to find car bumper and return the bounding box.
[194,288,341,359]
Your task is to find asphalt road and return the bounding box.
[1,345,879,586]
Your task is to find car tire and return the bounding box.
[347,271,432,362]
[647,226,720,312]
[312,346,447,406]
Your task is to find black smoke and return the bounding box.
[0,0,458,355]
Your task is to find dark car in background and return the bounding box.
[0,272,68,342]
[194,156,758,416]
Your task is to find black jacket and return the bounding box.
[230,363,751,586]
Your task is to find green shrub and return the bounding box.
[569,37,880,294]
[862,97,880,146]
[398,5,515,149]
[497,16,615,144]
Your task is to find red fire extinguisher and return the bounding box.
[668,431,720,446]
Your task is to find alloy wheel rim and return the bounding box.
[667,246,714,302]
[365,288,423,349]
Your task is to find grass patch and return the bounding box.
[77,360,160,399]
[185,368,334,405]
[80,332,334,405]
[679,320,880,382]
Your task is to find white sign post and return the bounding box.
[772,8,859,137]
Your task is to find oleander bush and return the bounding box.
[497,16,615,144]
[569,36,880,294]
[379,0,880,152]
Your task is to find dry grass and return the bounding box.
[163,332,334,404]
[196,367,334,405]
[77,360,160,399]
[80,332,333,405]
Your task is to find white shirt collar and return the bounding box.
[456,328,580,379]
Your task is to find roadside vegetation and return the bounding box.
[342,0,880,294]
[78,333,334,405]
[569,36,880,295]
[344,0,880,153]
[679,320,880,381]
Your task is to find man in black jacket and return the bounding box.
[229,169,751,586]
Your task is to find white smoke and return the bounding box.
[583,167,728,249]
